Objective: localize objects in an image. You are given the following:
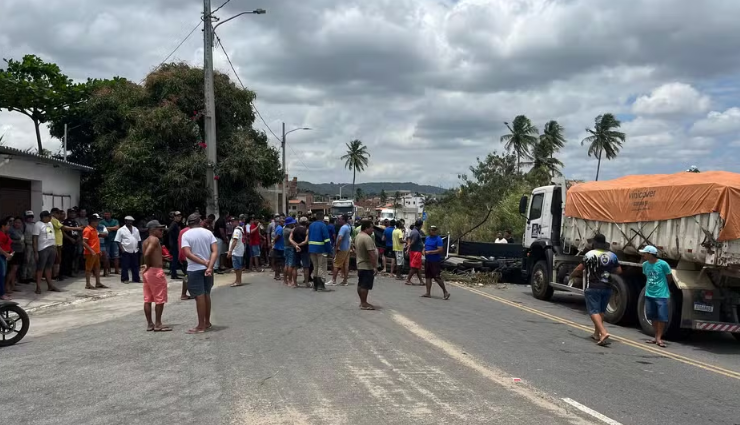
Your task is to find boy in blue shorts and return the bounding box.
[640,245,673,348]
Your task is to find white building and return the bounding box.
[0,146,92,217]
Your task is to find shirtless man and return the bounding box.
[142,220,172,332]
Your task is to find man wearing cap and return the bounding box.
[82,213,108,290]
[324,216,336,248]
[640,245,673,348]
[227,216,246,287]
[168,212,183,280]
[569,233,621,346]
[422,225,450,300]
[101,211,121,276]
[22,211,37,282]
[33,211,61,294]
[142,220,172,332]
[330,215,352,286]
[115,216,142,283]
[181,213,219,334]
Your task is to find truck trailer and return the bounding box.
[520,171,740,340]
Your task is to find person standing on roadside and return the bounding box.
[355,220,378,310]
[82,214,107,291]
[272,217,285,281]
[421,225,450,300]
[329,215,352,286]
[640,245,673,348]
[212,211,228,274]
[382,219,395,274]
[101,211,121,276]
[307,215,331,291]
[392,221,405,280]
[227,216,246,287]
[142,220,172,332]
[0,217,14,300]
[181,213,218,334]
[33,211,61,294]
[49,208,65,281]
[494,232,508,244]
[22,211,36,282]
[177,222,192,300]
[290,216,310,286]
[248,217,263,272]
[168,212,183,280]
[267,214,279,275]
[282,217,297,287]
[569,234,621,346]
[405,220,425,286]
[61,209,82,278]
[504,230,515,244]
[5,217,25,295]
[115,216,142,283]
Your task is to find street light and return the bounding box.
[203,1,266,217]
[338,184,348,199]
[282,123,311,215]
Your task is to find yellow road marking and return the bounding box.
[449,282,740,381]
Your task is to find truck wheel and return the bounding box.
[530,260,553,300]
[603,275,636,325]
[636,286,686,340]
[733,333,740,342]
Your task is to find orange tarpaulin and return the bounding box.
[565,171,740,242]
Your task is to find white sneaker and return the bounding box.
[328,280,337,286]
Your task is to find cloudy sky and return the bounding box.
[2,0,740,188]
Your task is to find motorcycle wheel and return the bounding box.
[0,304,30,347]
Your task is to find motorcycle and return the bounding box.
[0,300,30,347]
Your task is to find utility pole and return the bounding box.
[203,0,219,217]
[282,122,287,216]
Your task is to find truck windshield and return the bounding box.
[331,206,354,216]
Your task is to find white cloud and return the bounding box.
[690,107,740,136]
[632,83,710,116]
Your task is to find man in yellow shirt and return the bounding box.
[392,221,405,280]
[51,208,82,281]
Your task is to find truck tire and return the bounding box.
[603,275,636,325]
[733,333,740,342]
[530,260,553,300]
[636,286,686,340]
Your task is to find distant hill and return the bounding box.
[297,181,446,196]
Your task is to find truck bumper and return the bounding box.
[693,321,740,333]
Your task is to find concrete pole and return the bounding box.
[204,0,219,218]
[63,123,68,161]
[282,122,287,216]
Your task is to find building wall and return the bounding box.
[0,157,81,214]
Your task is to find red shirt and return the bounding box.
[0,231,11,253]
[178,227,190,262]
[249,224,261,246]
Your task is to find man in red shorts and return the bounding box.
[404,220,425,286]
[142,220,172,332]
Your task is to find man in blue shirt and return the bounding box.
[325,216,336,249]
[330,215,352,286]
[640,245,673,348]
[271,216,285,281]
[382,219,396,274]
[569,234,622,346]
[421,225,450,300]
[307,215,331,291]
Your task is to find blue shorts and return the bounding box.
[284,248,295,267]
[250,245,260,257]
[106,240,120,259]
[584,288,612,315]
[232,255,244,270]
[645,297,669,322]
[187,269,214,297]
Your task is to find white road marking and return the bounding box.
[562,398,623,425]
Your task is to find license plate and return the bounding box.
[693,302,714,313]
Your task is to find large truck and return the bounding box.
[520,172,740,340]
[330,199,356,219]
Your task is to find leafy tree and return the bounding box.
[355,187,364,201]
[380,189,387,204]
[501,115,538,173]
[340,139,370,199]
[393,191,401,216]
[0,55,84,153]
[523,140,564,185]
[539,120,566,158]
[581,113,625,181]
[50,63,281,218]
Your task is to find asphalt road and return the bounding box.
[2,272,739,425]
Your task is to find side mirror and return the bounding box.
[519,195,528,216]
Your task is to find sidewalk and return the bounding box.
[6,272,185,314]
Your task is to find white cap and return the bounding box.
[124,216,135,221]
[324,216,330,221]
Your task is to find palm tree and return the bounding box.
[523,139,564,184]
[393,191,401,217]
[501,115,539,173]
[581,113,626,181]
[540,120,566,158]
[341,139,370,199]
[355,187,364,201]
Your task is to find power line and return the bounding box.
[141,20,202,84]
[212,0,231,15]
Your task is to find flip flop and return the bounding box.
[360,305,376,310]
[597,335,612,346]
[147,325,155,332]
[444,293,451,300]
[420,294,431,298]
[96,284,109,289]
[230,283,244,287]
[645,339,657,344]
[186,328,205,334]
[656,341,666,348]
[153,326,173,332]
[48,287,61,292]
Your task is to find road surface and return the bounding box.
[3,272,739,425]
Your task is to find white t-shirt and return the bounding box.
[231,226,245,257]
[494,238,508,244]
[181,227,218,272]
[114,225,141,253]
[33,221,56,251]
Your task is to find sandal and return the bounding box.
[153,326,173,332]
[656,341,666,348]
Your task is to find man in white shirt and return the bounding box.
[181,213,218,334]
[32,210,60,294]
[115,215,142,283]
[227,216,246,287]
[494,232,508,244]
